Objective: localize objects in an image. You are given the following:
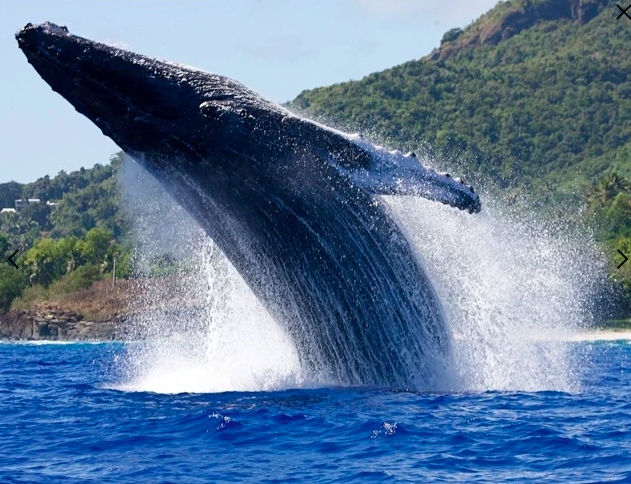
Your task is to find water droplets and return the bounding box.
[388,195,604,392]
[371,422,399,438]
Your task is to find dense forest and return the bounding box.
[293,0,627,186]
[0,154,132,311]
[0,0,629,316]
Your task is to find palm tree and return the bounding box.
[589,172,631,205]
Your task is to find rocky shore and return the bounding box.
[0,309,122,341]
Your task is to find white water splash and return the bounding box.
[114,157,603,394]
[114,158,303,394]
[118,249,304,394]
[388,195,603,392]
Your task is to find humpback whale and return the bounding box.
[16,22,480,388]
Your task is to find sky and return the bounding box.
[0,0,499,183]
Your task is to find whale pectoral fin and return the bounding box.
[281,115,480,212]
[347,158,481,213]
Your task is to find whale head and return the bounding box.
[15,22,273,164]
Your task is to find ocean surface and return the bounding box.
[1,340,630,483]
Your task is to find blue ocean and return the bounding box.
[0,339,629,483]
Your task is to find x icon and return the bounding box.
[617,4,631,20]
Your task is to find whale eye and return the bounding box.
[199,100,231,119]
[199,101,219,117]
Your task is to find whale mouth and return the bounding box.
[16,23,90,111]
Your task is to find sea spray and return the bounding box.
[388,194,604,392]
[116,156,604,393]
[116,157,302,393]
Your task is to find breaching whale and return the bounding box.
[17,22,480,388]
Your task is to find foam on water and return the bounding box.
[115,157,604,394]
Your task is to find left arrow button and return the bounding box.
[7,250,19,269]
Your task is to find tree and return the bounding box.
[20,203,52,231]
[0,234,8,256]
[77,227,113,266]
[442,28,463,44]
[0,182,22,210]
[0,264,25,312]
[23,237,79,286]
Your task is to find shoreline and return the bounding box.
[1,307,630,343]
[0,309,124,342]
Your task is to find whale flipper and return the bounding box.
[343,147,480,212]
[281,115,480,212]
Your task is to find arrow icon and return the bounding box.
[7,250,18,269]
[618,249,628,269]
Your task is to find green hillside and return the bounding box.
[0,154,133,312]
[0,153,193,313]
[292,0,628,187]
[0,153,128,249]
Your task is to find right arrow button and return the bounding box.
[618,249,628,269]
